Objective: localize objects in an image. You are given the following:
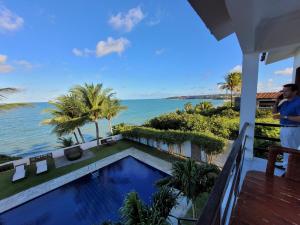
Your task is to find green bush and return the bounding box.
[113,123,134,135]
[209,116,239,139]
[256,109,273,118]
[255,118,280,139]
[121,126,226,157]
[145,112,189,130]
[145,112,238,139]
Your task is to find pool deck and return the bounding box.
[0,147,174,213]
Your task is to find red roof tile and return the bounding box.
[256,92,281,99]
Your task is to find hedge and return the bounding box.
[121,126,226,156]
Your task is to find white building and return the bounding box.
[187,1,300,224]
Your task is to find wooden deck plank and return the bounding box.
[230,171,300,225]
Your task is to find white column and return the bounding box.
[240,53,259,159]
[292,49,300,82]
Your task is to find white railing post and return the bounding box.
[292,49,300,82]
[240,53,259,159]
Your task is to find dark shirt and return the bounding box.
[279,96,300,125]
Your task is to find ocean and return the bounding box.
[0,99,223,157]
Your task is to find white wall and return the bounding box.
[126,137,192,158]
[0,135,123,167]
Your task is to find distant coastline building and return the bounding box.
[256,92,281,109]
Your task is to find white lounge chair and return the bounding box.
[12,164,26,182]
[36,160,48,174]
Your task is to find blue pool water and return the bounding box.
[0,157,168,225]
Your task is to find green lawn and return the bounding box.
[0,140,183,200]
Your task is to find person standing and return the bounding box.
[273,83,300,168]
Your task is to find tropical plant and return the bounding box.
[103,98,127,135]
[119,187,176,225]
[184,102,194,114]
[151,186,177,219]
[57,137,74,148]
[71,83,114,148]
[121,125,226,156]
[218,72,242,107]
[194,101,213,113]
[156,160,220,218]
[42,94,88,144]
[0,88,32,111]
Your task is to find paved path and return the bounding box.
[54,150,95,168]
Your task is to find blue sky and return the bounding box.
[0,0,294,102]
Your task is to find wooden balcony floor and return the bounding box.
[230,171,300,225]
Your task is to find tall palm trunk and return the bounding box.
[192,202,196,218]
[95,121,100,148]
[73,132,79,144]
[108,119,113,135]
[77,127,85,143]
[230,89,233,108]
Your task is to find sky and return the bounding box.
[0,0,295,103]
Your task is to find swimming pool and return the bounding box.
[0,156,168,225]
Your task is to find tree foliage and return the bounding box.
[218,72,242,107]
[156,159,220,218]
[121,126,226,157]
[116,187,177,225]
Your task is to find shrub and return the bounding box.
[113,123,134,135]
[256,109,273,118]
[255,118,280,139]
[121,126,226,157]
[208,116,239,139]
[145,112,189,130]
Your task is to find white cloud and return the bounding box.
[72,48,94,57]
[14,60,33,69]
[96,37,130,57]
[0,64,13,73]
[0,54,7,63]
[109,7,144,32]
[274,67,293,76]
[72,48,83,57]
[155,48,165,55]
[0,54,13,73]
[147,9,164,26]
[0,5,24,32]
[147,18,160,26]
[229,65,242,73]
[258,79,282,92]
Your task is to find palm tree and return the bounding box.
[103,98,127,135]
[184,102,194,114]
[156,159,220,218]
[119,188,176,225]
[72,83,114,148]
[0,88,32,111]
[57,137,74,148]
[218,72,242,107]
[120,192,148,225]
[194,101,213,113]
[42,94,88,144]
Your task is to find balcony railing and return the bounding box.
[196,123,249,225]
[254,122,280,159]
